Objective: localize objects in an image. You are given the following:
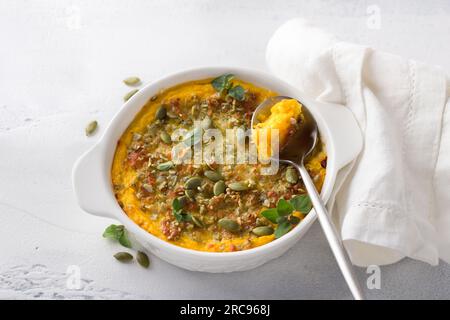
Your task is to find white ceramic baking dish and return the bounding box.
[72,67,362,273]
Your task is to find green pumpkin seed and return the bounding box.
[155,105,167,120]
[191,216,204,228]
[177,195,188,207]
[124,89,139,101]
[142,183,153,193]
[160,131,172,144]
[166,110,178,119]
[204,170,223,182]
[185,176,202,189]
[136,251,150,268]
[157,161,174,171]
[123,76,141,86]
[113,252,133,262]
[252,226,274,236]
[218,218,240,233]
[85,120,98,136]
[201,116,212,129]
[286,167,299,184]
[213,180,226,196]
[150,95,158,101]
[228,182,249,191]
[184,189,196,201]
[289,216,301,225]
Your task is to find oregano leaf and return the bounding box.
[261,208,279,223]
[211,74,234,93]
[103,224,131,248]
[118,231,132,248]
[228,85,245,101]
[274,220,293,239]
[277,198,294,216]
[290,194,312,213]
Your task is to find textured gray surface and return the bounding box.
[0,0,449,299]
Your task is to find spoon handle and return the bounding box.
[295,163,364,300]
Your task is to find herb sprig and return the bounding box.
[211,74,246,101]
[103,224,132,248]
[172,198,193,222]
[261,195,312,238]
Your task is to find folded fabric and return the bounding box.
[266,18,450,266]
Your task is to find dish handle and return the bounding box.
[72,143,116,219]
[316,102,363,170]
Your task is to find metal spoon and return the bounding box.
[251,96,364,300]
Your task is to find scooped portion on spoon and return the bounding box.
[252,98,304,158]
[251,96,364,300]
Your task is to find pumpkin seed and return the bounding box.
[124,89,139,101]
[160,131,172,144]
[155,105,167,120]
[136,251,150,268]
[150,95,158,101]
[213,180,226,196]
[123,76,141,86]
[191,216,204,228]
[286,167,299,184]
[289,216,301,225]
[177,195,188,207]
[85,120,98,136]
[113,252,133,262]
[252,226,274,236]
[228,182,249,191]
[184,176,202,189]
[218,218,240,233]
[201,116,212,129]
[142,183,153,193]
[184,189,196,201]
[204,170,223,182]
[166,110,178,119]
[157,161,174,171]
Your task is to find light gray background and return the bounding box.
[0,0,449,299]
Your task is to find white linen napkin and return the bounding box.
[266,18,450,267]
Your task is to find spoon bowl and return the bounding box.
[251,96,318,163]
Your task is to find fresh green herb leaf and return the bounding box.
[211,74,234,93]
[174,211,192,222]
[274,219,293,239]
[118,232,132,248]
[261,208,279,223]
[290,194,312,213]
[173,210,183,222]
[228,85,245,101]
[172,198,192,222]
[277,198,294,216]
[289,215,301,225]
[103,224,131,248]
[276,216,288,224]
[103,224,123,240]
[211,74,246,101]
[172,198,183,212]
